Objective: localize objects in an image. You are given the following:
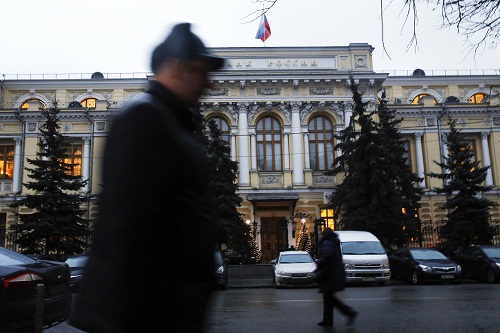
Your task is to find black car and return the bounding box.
[214,249,229,290]
[65,254,89,291]
[389,247,462,285]
[452,246,500,283]
[0,246,72,332]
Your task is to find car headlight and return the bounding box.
[276,270,292,277]
[496,263,500,269]
[418,264,432,272]
[344,263,355,270]
[381,263,389,269]
[456,265,462,272]
[216,265,224,274]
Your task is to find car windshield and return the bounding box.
[66,256,89,267]
[0,247,37,265]
[342,242,386,255]
[410,249,447,260]
[279,253,313,264]
[482,247,500,259]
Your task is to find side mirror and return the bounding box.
[270,259,276,265]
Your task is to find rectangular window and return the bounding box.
[64,144,83,176]
[0,145,14,179]
[320,208,335,230]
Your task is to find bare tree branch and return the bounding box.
[241,0,278,24]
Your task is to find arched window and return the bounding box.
[204,116,230,144]
[468,93,487,104]
[411,94,437,105]
[81,98,97,109]
[20,98,46,110]
[256,116,282,171]
[308,116,334,171]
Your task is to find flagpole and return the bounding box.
[262,5,266,47]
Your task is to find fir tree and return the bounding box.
[9,102,89,256]
[428,117,497,247]
[330,80,423,248]
[206,119,246,251]
[248,231,261,263]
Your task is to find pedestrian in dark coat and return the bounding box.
[315,227,358,327]
[68,23,224,333]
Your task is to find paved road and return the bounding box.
[46,280,500,332]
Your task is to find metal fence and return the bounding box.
[407,220,500,248]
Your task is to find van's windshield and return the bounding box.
[341,241,386,255]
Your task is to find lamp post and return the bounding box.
[437,104,448,186]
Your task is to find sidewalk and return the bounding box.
[226,264,274,288]
[227,277,274,288]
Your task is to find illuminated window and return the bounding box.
[308,116,334,171]
[320,208,335,230]
[204,116,230,144]
[63,144,82,176]
[81,98,97,109]
[468,93,487,104]
[411,94,437,105]
[20,98,46,110]
[0,146,14,179]
[256,116,282,171]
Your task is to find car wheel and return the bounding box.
[485,267,498,284]
[411,270,420,285]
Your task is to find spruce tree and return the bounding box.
[206,119,247,252]
[330,80,423,248]
[428,117,496,247]
[9,102,89,256]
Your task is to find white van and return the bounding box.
[335,231,391,286]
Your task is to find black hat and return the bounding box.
[151,23,224,73]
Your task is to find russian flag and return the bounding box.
[255,13,271,42]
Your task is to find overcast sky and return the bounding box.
[1,0,498,75]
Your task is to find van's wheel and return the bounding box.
[486,267,498,283]
[411,270,420,285]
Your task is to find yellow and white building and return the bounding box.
[1,44,499,262]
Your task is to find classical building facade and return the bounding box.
[1,44,499,262]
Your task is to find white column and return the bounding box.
[237,103,250,186]
[230,129,237,161]
[415,132,426,188]
[481,131,493,186]
[291,102,304,185]
[303,132,310,169]
[82,137,91,192]
[250,130,257,171]
[283,128,290,170]
[344,102,353,129]
[12,137,22,194]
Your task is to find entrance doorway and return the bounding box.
[260,217,289,263]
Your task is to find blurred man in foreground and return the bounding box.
[69,23,224,333]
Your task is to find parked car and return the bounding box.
[214,249,229,290]
[271,251,317,288]
[65,254,89,292]
[388,247,462,285]
[0,246,72,332]
[452,246,500,283]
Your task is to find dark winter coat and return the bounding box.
[69,81,216,333]
[315,232,346,293]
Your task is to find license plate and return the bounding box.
[441,275,454,279]
[362,277,376,281]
